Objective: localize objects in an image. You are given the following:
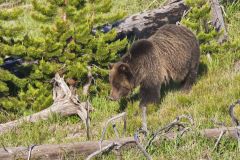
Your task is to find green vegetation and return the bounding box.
[0,0,240,159]
[0,0,127,115]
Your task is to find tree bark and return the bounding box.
[210,0,228,43]
[0,126,239,159]
[201,126,240,139]
[94,0,188,39]
[0,137,135,160]
[0,73,92,135]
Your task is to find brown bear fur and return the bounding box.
[109,24,200,102]
[109,24,200,130]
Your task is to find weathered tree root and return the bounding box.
[0,73,93,135]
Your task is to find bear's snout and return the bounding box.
[108,96,119,101]
[109,89,121,101]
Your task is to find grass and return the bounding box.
[1,0,240,159]
[112,0,164,14]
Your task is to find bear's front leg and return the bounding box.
[140,84,161,133]
[139,102,148,133]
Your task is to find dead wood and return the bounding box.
[93,0,188,40]
[0,137,135,160]
[0,0,23,9]
[2,114,240,159]
[212,130,226,151]
[1,126,240,159]
[202,102,240,139]
[145,114,193,149]
[210,0,228,43]
[0,73,92,135]
[115,0,188,39]
[100,112,127,148]
[201,127,240,139]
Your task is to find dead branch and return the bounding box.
[3,114,240,159]
[145,114,193,149]
[0,0,23,9]
[91,114,193,160]
[202,101,240,140]
[82,66,93,96]
[0,73,93,135]
[229,100,240,126]
[100,112,127,149]
[27,145,36,160]
[86,142,119,160]
[134,130,152,160]
[212,130,226,151]
[89,113,153,160]
[87,130,152,160]
[210,0,228,43]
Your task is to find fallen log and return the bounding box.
[201,127,240,139]
[0,137,135,160]
[94,0,188,39]
[1,126,239,159]
[0,73,92,135]
[0,131,183,160]
[0,114,191,160]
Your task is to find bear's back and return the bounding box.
[122,24,200,85]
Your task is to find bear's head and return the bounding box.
[108,62,133,101]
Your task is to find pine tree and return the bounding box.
[181,0,222,54]
[181,0,240,54]
[0,0,127,113]
[29,0,127,95]
[0,0,29,112]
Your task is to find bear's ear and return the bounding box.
[118,63,130,73]
[108,63,114,69]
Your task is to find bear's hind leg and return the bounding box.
[181,62,199,91]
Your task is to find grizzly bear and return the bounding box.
[109,24,200,132]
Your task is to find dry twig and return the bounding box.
[145,114,193,149]
[0,0,23,9]
[86,142,119,160]
[212,130,226,151]
[27,145,36,160]
[134,130,153,160]
[100,112,127,149]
